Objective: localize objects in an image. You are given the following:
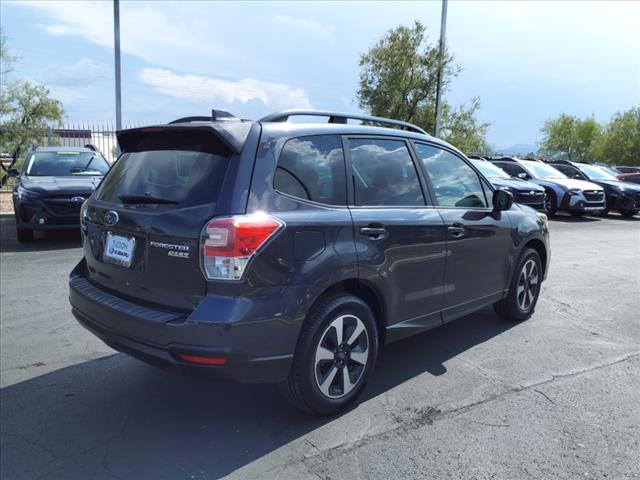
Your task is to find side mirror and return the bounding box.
[493,189,514,211]
[7,168,20,177]
[517,173,529,180]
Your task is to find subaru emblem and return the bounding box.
[104,210,119,226]
[70,196,85,204]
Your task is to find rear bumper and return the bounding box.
[69,260,311,383]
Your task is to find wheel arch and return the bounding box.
[522,238,547,276]
[307,278,387,345]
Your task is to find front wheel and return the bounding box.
[544,191,557,216]
[281,294,379,416]
[494,248,542,322]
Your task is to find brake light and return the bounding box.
[201,213,283,280]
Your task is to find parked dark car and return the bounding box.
[470,158,546,211]
[549,161,640,217]
[69,110,550,415]
[617,172,640,185]
[488,157,605,216]
[615,166,640,174]
[10,147,110,242]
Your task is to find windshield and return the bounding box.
[598,165,621,177]
[577,164,618,181]
[96,149,230,207]
[26,151,110,176]
[521,160,567,180]
[471,159,511,179]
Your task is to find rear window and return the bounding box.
[96,149,229,207]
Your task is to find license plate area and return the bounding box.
[103,232,136,268]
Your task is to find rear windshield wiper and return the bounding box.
[118,195,178,205]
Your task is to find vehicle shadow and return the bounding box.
[0,307,514,480]
[548,213,601,223]
[603,212,640,221]
[0,214,81,252]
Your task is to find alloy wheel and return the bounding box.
[314,314,369,399]
[517,259,539,312]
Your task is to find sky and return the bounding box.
[1,0,639,150]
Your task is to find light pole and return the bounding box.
[434,0,448,138]
[113,0,122,131]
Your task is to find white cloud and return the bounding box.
[138,68,313,109]
[272,14,334,38]
[48,58,109,86]
[19,1,236,74]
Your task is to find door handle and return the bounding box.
[448,224,465,238]
[360,226,386,239]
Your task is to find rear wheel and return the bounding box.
[16,227,34,243]
[494,248,542,322]
[281,293,378,415]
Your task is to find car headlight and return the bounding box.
[499,186,513,192]
[15,185,43,200]
[566,188,581,194]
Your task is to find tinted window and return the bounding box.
[349,138,425,206]
[274,135,346,205]
[26,151,110,176]
[97,150,228,207]
[414,143,487,208]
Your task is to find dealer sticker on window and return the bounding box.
[104,232,136,268]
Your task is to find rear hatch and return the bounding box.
[82,125,250,311]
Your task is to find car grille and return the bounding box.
[514,191,545,206]
[42,196,86,216]
[583,191,604,202]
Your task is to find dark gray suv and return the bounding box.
[69,110,550,415]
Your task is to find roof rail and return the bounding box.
[258,109,428,135]
[169,109,238,124]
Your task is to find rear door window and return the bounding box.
[414,143,487,208]
[274,135,346,205]
[348,138,425,206]
[97,149,229,207]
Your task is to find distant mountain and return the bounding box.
[495,143,537,156]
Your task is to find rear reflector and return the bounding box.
[201,213,283,280]
[178,354,227,365]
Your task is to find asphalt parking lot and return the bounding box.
[1,212,639,480]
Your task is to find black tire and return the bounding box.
[620,210,638,217]
[280,293,379,416]
[494,247,542,322]
[16,227,34,243]
[544,191,557,216]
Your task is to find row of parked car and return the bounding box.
[3,109,636,414]
[469,156,640,218]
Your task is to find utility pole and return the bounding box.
[113,0,122,131]
[434,0,448,138]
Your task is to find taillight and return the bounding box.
[200,213,283,280]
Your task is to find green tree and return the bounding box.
[538,114,602,161]
[0,35,64,161]
[590,107,640,166]
[356,21,490,153]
